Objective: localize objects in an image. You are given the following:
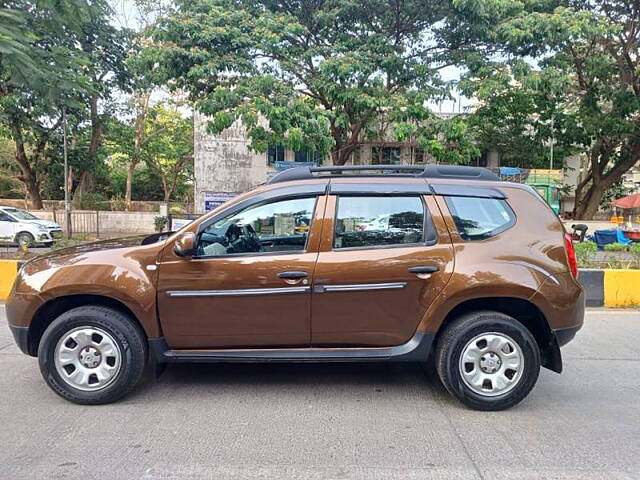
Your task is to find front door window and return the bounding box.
[197,197,317,256]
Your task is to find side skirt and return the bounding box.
[148,332,434,364]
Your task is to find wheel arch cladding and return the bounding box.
[27,295,148,357]
[434,297,561,373]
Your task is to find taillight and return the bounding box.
[564,233,579,279]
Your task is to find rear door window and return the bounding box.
[445,197,515,240]
[334,196,426,248]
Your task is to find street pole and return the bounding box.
[550,115,554,171]
[63,106,72,239]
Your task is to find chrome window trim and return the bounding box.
[166,286,311,297]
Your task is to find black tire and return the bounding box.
[15,231,35,248]
[38,306,147,405]
[435,311,541,411]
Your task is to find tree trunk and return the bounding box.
[74,95,101,205]
[125,161,137,209]
[574,183,607,220]
[73,170,94,208]
[127,93,150,210]
[573,141,640,220]
[11,124,43,209]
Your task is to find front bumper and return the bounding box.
[36,229,62,243]
[8,323,30,355]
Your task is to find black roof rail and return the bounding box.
[266,164,499,184]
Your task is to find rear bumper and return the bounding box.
[554,323,582,347]
[8,324,30,355]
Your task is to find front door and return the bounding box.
[311,193,454,347]
[0,211,16,243]
[157,194,326,349]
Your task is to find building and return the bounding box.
[193,112,638,215]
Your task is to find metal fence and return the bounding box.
[52,210,102,237]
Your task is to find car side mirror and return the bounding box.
[174,232,196,257]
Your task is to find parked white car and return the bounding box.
[0,207,62,247]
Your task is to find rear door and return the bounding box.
[310,180,454,347]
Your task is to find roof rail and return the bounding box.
[267,164,499,184]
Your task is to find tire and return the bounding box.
[435,311,541,411]
[38,306,147,405]
[15,231,35,248]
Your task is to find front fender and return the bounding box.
[6,242,163,338]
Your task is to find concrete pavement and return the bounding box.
[1,305,639,479]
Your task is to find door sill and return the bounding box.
[149,333,433,364]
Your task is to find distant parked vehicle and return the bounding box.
[0,206,62,247]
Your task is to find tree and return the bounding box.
[460,0,640,219]
[115,0,173,209]
[0,0,126,209]
[72,7,132,205]
[104,103,193,203]
[147,0,480,165]
[142,104,193,203]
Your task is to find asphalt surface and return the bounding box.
[1,306,639,480]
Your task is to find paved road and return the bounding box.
[1,306,639,480]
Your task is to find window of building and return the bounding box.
[334,196,425,249]
[267,146,285,164]
[445,197,516,241]
[294,149,322,163]
[414,148,425,164]
[198,197,316,256]
[372,146,401,165]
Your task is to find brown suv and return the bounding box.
[6,165,584,410]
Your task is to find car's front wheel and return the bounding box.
[38,306,147,405]
[435,311,541,411]
[15,231,35,248]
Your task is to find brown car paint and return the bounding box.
[6,175,584,358]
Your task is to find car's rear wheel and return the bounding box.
[435,311,541,411]
[38,306,147,405]
[15,231,35,248]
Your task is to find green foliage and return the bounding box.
[459,0,640,218]
[78,192,109,211]
[604,243,629,253]
[154,215,168,232]
[575,241,598,265]
[147,0,480,164]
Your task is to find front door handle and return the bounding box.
[408,265,440,274]
[277,271,308,280]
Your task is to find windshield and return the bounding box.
[4,208,38,220]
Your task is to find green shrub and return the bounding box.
[604,242,629,252]
[575,241,597,266]
[630,243,640,255]
[79,192,109,211]
[154,215,168,232]
[110,194,127,211]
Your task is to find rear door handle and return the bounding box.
[277,271,308,279]
[408,265,440,274]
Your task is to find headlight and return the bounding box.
[37,224,48,231]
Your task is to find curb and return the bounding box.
[0,260,23,301]
[0,260,638,307]
[577,268,640,308]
